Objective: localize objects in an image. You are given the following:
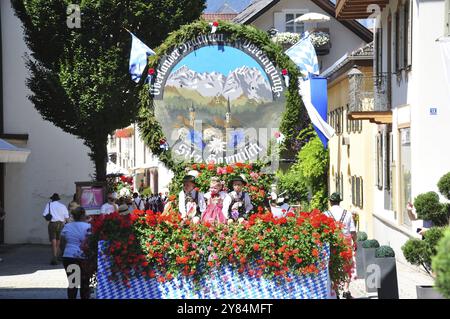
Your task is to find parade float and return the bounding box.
[88,163,353,299]
[88,20,344,299]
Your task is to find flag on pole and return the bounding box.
[299,79,335,143]
[285,32,320,79]
[128,31,155,83]
[284,32,334,146]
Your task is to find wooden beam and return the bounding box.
[348,111,392,124]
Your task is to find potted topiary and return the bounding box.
[355,231,368,279]
[432,227,450,298]
[374,245,399,299]
[402,227,446,299]
[414,191,448,228]
[362,239,380,293]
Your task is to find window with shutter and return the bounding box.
[404,0,412,68]
[395,8,401,72]
[285,12,305,34]
[360,177,364,208]
[274,12,285,32]
[356,177,361,207]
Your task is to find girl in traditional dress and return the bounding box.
[201,177,228,224]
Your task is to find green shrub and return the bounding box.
[362,239,380,249]
[414,192,446,226]
[375,245,395,258]
[437,172,450,200]
[402,227,445,274]
[357,232,368,242]
[432,227,450,298]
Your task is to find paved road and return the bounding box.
[0,244,68,299]
[348,259,435,299]
[0,244,436,299]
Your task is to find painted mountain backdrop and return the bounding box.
[165,65,273,107]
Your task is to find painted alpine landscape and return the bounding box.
[154,45,285,133]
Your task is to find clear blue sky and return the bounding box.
[171,45,269,80]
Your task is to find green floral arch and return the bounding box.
[137,20,310,171]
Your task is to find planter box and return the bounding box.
[416,286,445,299]
[362,247,377,293]
[355,242,365,279]
[96,241,333,299]
[374,257,399,299]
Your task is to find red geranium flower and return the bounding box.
[213,21,219,27]
[282,69,288,76]
[148,68,155,75]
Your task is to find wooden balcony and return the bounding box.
[348,71,392,124]
[336,0,389,20]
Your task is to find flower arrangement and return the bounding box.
[271,32,301,46]
[309,31,330,47]
[86,208,353,290]
[271,31,330,49]
[115,127,134,138]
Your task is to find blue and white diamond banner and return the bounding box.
[96,241,332,299]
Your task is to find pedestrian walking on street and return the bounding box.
[325,192,357,299]
[42,193,70,265]
[60,207,92,299]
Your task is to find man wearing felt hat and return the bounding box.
[223,174,253,222]
[178,170,206,223]
[325,192,357,299]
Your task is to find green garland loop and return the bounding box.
[137,19,310,170]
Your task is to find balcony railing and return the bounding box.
[348,73,392,124]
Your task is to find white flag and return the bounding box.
[299,79,335,140]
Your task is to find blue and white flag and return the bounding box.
[128,31,155,83]
[285,31,320,79]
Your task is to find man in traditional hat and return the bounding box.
[178,171,206,223]
[223,174,253,222]
[325,192,357,299]
[42,193,70,265]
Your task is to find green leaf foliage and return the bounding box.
[437,172,450,201]
[375,245,395,258]
[362,239,380,249]
[414,192,447,226]
[402,227,445,274]
[11,0,206,180]
[357,232,368,242]
[432,227,450,298]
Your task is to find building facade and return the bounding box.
[234,0,372,72]
[336,0,450,260]
[1,1,94,244]
[321,43,377,238]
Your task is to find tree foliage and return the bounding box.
[11,0,206,180]
[277,128,328,211]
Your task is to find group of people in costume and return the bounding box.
[178,171,253,224]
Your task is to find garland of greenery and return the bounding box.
[137,19,310,170]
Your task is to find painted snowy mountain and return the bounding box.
[165,65,272,105]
